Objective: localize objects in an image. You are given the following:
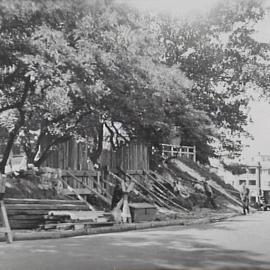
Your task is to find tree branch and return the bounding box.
[104,122,116,150]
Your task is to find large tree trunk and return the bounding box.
[90,123,104,164]
[0,130,17,173]
[0,117,24,173]
[0,77,30,173]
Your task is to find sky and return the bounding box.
[118,0,270,158]
[117,0,221,17]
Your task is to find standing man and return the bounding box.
[203,178,217,209]
[240,182,250,215]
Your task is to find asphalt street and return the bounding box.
[0,212,270,270]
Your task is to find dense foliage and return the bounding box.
[154,0,270,160]
[0,0,269,172]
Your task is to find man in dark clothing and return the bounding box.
[111,181,123,210]
[203,179,217,209]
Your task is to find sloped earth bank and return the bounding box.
[1,158,244,234]
[5,170,67,200]
[154,157,242,218]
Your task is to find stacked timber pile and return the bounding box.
[42,211,114,230]
[5,198,113,230]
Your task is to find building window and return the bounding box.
[249,180,256,186]
[249,168,256,174]
[239,180,246,185]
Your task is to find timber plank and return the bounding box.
[4,199,86,205]
[8,215,45,220]
[7,209,90,216]
[9,220,43,225]
[9,222,41,229]
[6,204,90,211]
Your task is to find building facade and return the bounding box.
[220,154,270,203]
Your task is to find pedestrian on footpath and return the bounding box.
[240,182,250,215]
[203,178,217,209]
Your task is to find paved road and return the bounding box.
[1,212,270,270]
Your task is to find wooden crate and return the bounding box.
[129,203,157,223]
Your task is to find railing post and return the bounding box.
[193,145,196,162]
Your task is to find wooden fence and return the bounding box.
[43,140,150,172]
[40,140,150,200]
[158,144,196,162]
[42,139,89,170]
[100,141,149,171]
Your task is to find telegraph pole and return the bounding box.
[258,162,262,197]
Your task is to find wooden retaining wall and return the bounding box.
[100,141,149,171]
[43,140,150,172]
[42,139,88,170]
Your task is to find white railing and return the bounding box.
[154,144,196,162]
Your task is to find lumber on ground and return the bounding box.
[109,171,158,208]
[116,168,172,209]
[145,171,175,196]
[151,182,189,211]
[4,198,86,205]
[144,171,190,212]
[6,204,90,211]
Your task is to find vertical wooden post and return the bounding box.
[193,145,196,162]
[97,170,101,193]
[0,174,12,243]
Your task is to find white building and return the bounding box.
[219,154,270,204]
[233,165,259,203]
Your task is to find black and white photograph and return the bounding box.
[1,0,270,269]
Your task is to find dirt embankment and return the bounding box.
[5,169,66,200]
[152,157,242,216]
[3,157,242,219]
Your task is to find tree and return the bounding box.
[0,0,101,171]
[152,0,270,161]
[70,2,213,153]
[0,0,217,171]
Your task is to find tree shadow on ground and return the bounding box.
[104,230,270,270]
[145,237,270,270]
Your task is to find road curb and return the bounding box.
[0,213,239,243]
